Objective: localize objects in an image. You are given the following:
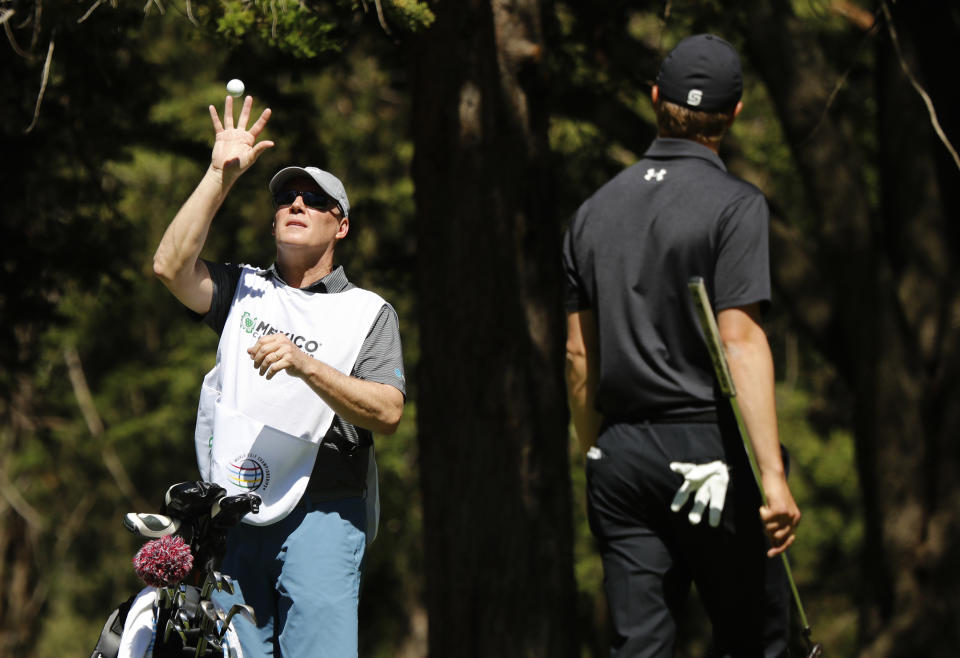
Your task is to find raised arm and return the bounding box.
[152,95,274,313]
[566,309,604,457]
[717,303,801,556]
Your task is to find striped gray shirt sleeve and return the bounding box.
[352,303,406,396]
[323,301,405,456]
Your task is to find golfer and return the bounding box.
[563,35,800,656]
[153,95,406,657]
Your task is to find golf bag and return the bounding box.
[89,481,260,658]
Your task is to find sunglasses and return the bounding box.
[273,189,340,212]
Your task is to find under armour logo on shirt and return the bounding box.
[645,168,667,181]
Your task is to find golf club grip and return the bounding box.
[688,277,736,397]
[687,277,765,496]
[687,276,815,637]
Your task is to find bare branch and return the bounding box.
[357,0,392,35]
[374,0,392,35]
[28,0,42,51]
[24,34,53,134]
[800,13,881,146]
[184,0,199,27]
[0,420,45,529]
[64,346,105,436]
[0,466,46,530]
[3,12,32,58]
[144,0,165,15]
[63,346,151,510]
[270,0,280,38]
[882,0,960,172]
[0,8,14,27]
[77,0,105,24]
[53,493,95,559]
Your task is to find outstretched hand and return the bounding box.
[208,95,274,187]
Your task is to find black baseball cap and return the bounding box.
[656,34,742,112]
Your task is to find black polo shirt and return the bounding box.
[562,138,770,420]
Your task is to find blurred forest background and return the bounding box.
[2,0,958,656]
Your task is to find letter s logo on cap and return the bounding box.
[687,89,703,106]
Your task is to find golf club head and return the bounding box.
[176,607,192,631]
[123,513,181,538]
[204,612,226,654]
[200,563,226,598]
[158,587,179,610]
[205,634,223,654]
[220,603,257,638]
[164,481,227,519]
[210,492,261,527]
[198,600,219,634]
[165,617,189,644]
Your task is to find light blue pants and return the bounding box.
[213,495,367,657]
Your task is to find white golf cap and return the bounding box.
[269,166,350,217]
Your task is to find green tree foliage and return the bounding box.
[208,0,351,58]
[1,2,421,655]
[3,0,956,656]
[1,0,174,652]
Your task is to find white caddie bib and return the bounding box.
[193,266,385,526]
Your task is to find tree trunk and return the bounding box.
[740,2,960,654]
[409,1,577,656]
[862,4,960,655]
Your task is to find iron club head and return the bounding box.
[176,607,192,631]
[164,618,188,644]
[219,603,257,640]
[198,600,219,633]
[200,564,225,598]
[158,586,179,610]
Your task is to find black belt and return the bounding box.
[609,409,719,425]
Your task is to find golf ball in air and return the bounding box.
[226,79,245,97]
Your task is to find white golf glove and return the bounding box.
[669,460,730,527]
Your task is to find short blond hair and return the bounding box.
[655,99,735,147]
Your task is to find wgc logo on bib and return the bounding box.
[228,454,271,492]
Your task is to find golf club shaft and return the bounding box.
[724,375,811,634]
[687,276,812,635]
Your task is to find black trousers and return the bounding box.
[586,417,790,658]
